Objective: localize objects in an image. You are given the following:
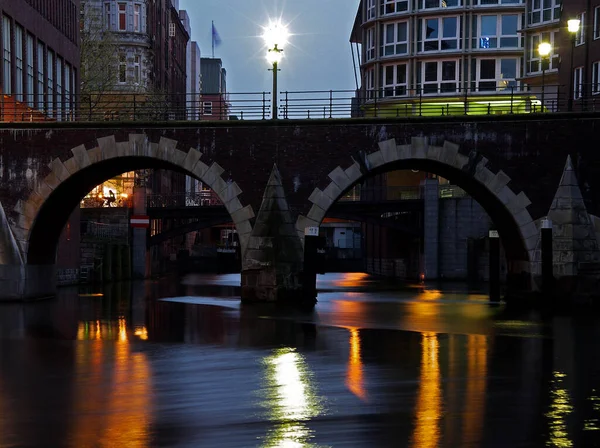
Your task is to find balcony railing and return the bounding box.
[3,84,600,123]
[147,192,223,208]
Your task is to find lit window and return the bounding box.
[473,14,519,50]
[528,32,558,73]
[575,12,585,46]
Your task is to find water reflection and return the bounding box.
[546,371,573,448]
[411,332,442,448]
[345,327,366,402]
[261,348,325,447]
[462,335,488,447]
[71,321,152,447]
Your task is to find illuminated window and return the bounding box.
[473,14,519,49]
[528,32,558,73]
[575,12,585,46]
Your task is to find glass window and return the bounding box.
[528,0,561,25]
[118,53,126,83]
[104,3,110,29]
[421,0,460,8]
[133,55,140,84]
[15,24,23,102]
[473,58,518,92]
[593,61,600,94]
[421,16,460,52]
[37,41,44,110]
[528,32,558,73]
[118,3,126,31]
[367,0,376,20]
[475,14,519,49]
[381,21,408,56]
[420,59,458,94]
[26,34,34,106]
[576,12,585,46]
[3,15,11,96]
[574,66,583,99]
[203,101,213,115]
[65,63,71,119]
[134,4,141,32]
[47,49,54,116]
[56,57,62,120]
[381,0,409,15]
[381,63,407,97]
[366,27,375,61]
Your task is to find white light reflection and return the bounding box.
[261,348,325,447]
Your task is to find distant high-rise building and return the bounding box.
[200,57,228,120]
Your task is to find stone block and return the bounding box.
[520,221,538,241]
[234,219,253,236]
[97,135,117,160]
[486,170,511,194]
[496,185,517,206]
[441,141,460,165]
[211,177,227,196]
[507,191,532,214]
[42,171,60,191]
[296,215,319,233]
[158,137,178,161]
[328,166,352,191]
[427,145,442,162]
[323,182,342,201]
[397,144,411,160]
[63,157,80,176]
[128,134,148,156]
[48,158,70,182]
[191,161,209,180]
[411,136,428,158]
[225,197,243,215]
[87,147,102,164]
[231,205,255,223]
[474,163,495,187]
[238,232,251,254]
[172,149,187,166]
[203,163,225,187]
[71,144,91,169]
[308,188,334,211]
[219,182,242,203]
[378,139,398,162]
[147,142,159,159]
[27,192,44,209]
[307,203,326,223]
[452,153,469,170]
[366,150,385,170]
[514,209,534,227]
[115,142,129,159]
[344,162,362,184]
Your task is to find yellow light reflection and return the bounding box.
[462,335,488,447]
[261,348,324,447]
[346,327,367,401]
[546,371,573,447]
[71,318,152,447]
[333,272,369,288]
[411,332,442,448]
[134,326,148,340]
[584,390,600,431]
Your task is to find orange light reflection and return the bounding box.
[345,327,367,401]
[333,272,369,288]
[410,331,442,448]
[461,335,488,446]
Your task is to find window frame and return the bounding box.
[3,15,12,96]
[118,53,126,83]
[366,27,376,61]
[420,16,461,53]
[381,21,409,57]
[474,14,520,50]
[527,31,558,74]
[574,66,583,99]
[576,12,585,46]
[381,0,409,15]
[26,33,34,106]
[15,24,24,102]
[593,61,600,95]
[528,0,561,26]
[134,4,141,32]
[420,59,460,95]
[472,57,519,92]
[203,101,213,115]
[118,2,127,31]
[420,0,461,10]
[381,62,408,97]
[133,54,141,84]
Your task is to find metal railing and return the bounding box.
[147,192,223,208]
[81,220,128,241]
[339,186,422,201]
[4,83,600,123]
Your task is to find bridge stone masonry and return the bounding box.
[0,114,599,304]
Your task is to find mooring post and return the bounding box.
[489,230,501,303]
[541,218,554,299]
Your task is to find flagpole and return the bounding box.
[212,20,215,58]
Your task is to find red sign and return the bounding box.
[130,215,150,228]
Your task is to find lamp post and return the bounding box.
[538,42,552,112]
[263,21,289,120]
[567,19,581,112]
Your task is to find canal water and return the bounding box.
[0,273,598,447]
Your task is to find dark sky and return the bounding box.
[179,0,361,94]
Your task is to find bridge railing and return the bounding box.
[338,186,422,201]
[147,192,223,208]
[4,84,600,122]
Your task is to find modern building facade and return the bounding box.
[1,0,80,121]
[351,0,537,115]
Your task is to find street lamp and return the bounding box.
[567,19,581,112]
[538,42,552,112]
[263,21,289,119]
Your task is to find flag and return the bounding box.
[212,22,222,47]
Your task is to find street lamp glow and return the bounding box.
[538,42,552,57]
[568,19,581,33]
[262,20,289,50]
[266,48,283,65]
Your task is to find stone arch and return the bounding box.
[295,136,536,280]
[12,134,254,265]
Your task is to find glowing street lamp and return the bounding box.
[538,42,552,112]
[567,19,581,111]
[263,21,289,119]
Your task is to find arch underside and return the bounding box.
[13,135,255,265]
[296,137,537,278]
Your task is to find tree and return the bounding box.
[79,1,120,117]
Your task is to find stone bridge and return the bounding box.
[0,114,599,302]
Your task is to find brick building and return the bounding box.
[1,0,80,121]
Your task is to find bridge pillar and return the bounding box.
[132,186,149,279]
[0,265,56,300]
[422,178,439,280]
[241,165,305,305]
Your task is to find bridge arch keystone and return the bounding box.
[16,133,254,265]
[295,137,535,279]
